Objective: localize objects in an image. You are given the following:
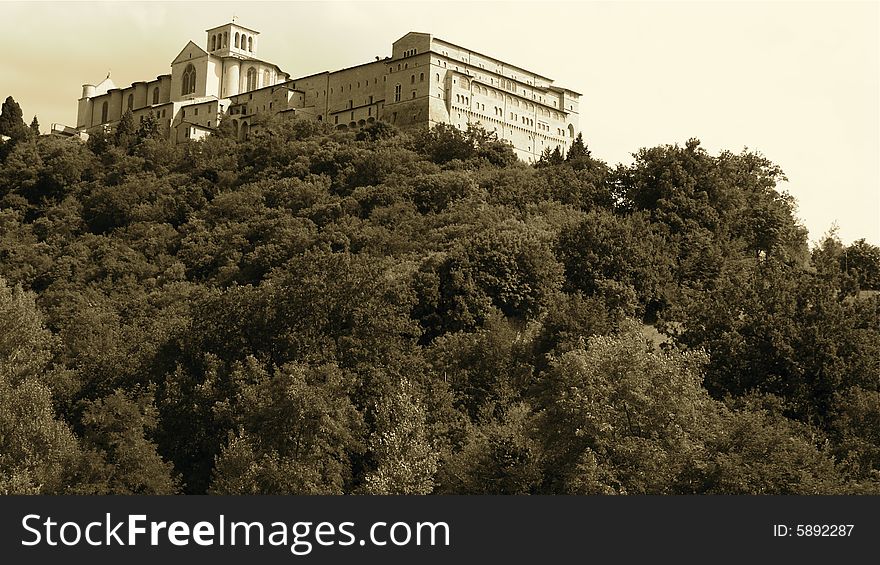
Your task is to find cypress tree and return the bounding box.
[0,96,26,138]
[566,132,589,162]
[115,108,136,149]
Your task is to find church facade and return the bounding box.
[75,22,580,162]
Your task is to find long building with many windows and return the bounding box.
[74,22,580,162]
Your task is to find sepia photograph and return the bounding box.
[0,0,878,560]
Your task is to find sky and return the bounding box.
[2,0,878,245]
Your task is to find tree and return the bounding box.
[830,387,880,489]
[360,379,438,494]
[29,116,40,137]
[210,359,364,494]
[77,389,181,494]
[417,224,564,337]
[535,322,715,494]
[436,403,542,494]
[355,120,396,142]
[843,239,880,291]
[0,277,55,383]
[0,375,82,494]
[534,322,846,494]
[556,209,674,313]
[662,258,880,426]
[135,113,164,143]
[0,96,27,139]
[536,145,564,168]
[427,314,536,421]
[411,123,516,167]
[565,132,589,162]
[0,277,81,494]
[115,108,136,149]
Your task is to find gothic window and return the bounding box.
[235,32,240,48]
[182,64,196,96]
[152,87,160,105]
[248,36,253,51]
[223,32,227,47]
[394,84,401,102]
[411,74,415,84]
[211,35,216,51]
[264,70,270,86]
[420,73,424,82]
[101,101,108,123]
[246,67,257,91]
[127,93,134,109]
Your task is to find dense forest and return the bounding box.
[1,96,879,495]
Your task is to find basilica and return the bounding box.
[74,22,581,162]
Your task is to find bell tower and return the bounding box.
[205,21,259,59]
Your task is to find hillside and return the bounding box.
[1,111,878,494]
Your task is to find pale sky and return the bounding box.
[3,1,878,245]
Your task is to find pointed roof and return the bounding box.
[93,73,117,96]
[172,41,208,65]
[206,22,260,35]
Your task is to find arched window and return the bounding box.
[420,73,424,82]
[127,93,134,109]
[182,64,196,96]
[211,35,216,51]
[101,101,108,123]
[223,32,227,47]
[152,87,159,105]
[248,36,253,51]
[264,69,270,86]
[235,32,240,48]
[246,67,257,91]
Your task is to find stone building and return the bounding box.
[75,22,580,162]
